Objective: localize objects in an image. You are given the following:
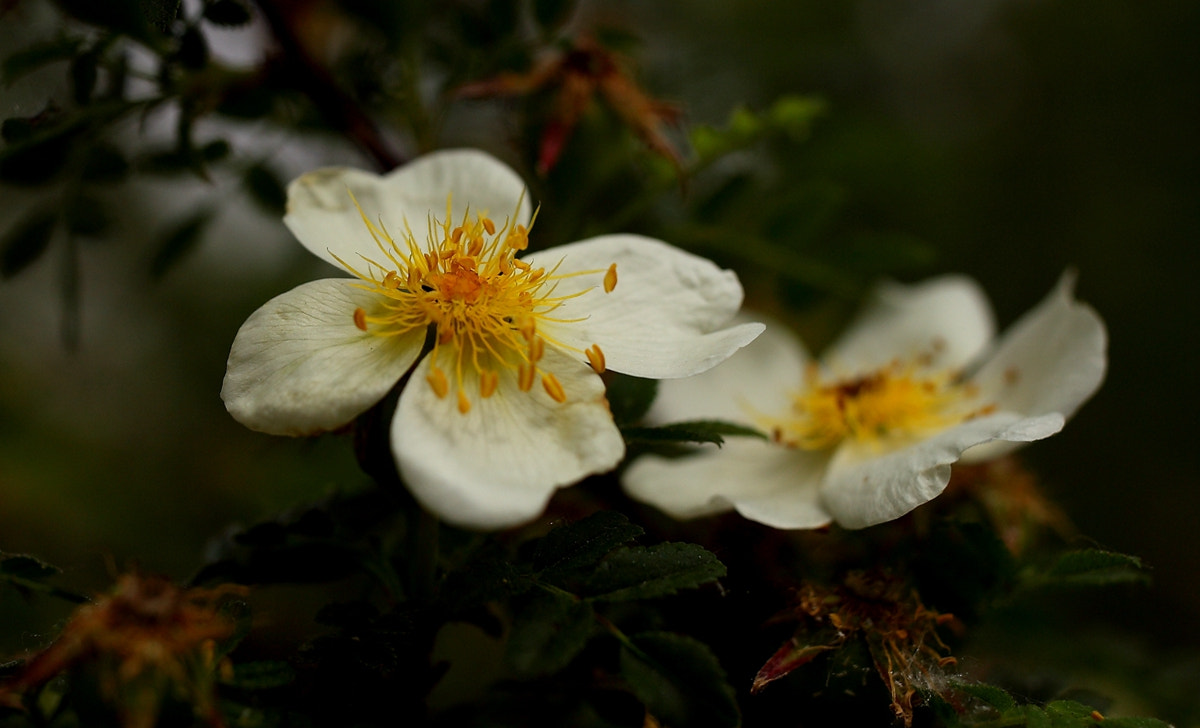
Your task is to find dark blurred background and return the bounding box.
[1,0,1196,696]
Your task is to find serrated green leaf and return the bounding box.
[531,510,644,578]
[619,632,739,728]
[1023,549,1151,589]
[244,162,287,215]
[0,554,61,580]
[149,209,212,279]
[505,589,595,677]
[204,0,252,26]
[583,543,725,602]
[620,419,766,447]
[949,681,1017,713]
[1045,700,1099,726]
[606,373,658,425]
[222,660,296,690]
[1,208,57,278]
[1020,705,1052,728]
[2,37,83,85]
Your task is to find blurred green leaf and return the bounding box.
[65,195,109,237]
[70,50,99,105]
[505,589,595,677]
[244,162,287,215]
[606,373,658,426]
[0,554,61,580]
[620,419,766,447]
[204,0,252,26]
[1,208,57,278]
[2,37,83,85]
[1020,549,1151,590]
[583,543,725,602]
[222,661,297,690]
[80,142,130,182]
[531,510,644,579]
[947,680,1017,713]
[619,632,739,728]
[150,209,212,279]
[533,0,577,31]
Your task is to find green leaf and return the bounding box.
[1044,700,1098,726]
[222,660,296,690]
[505,589,595,677]
[0,554,61,580]
[948,680,1017,713]
[244,162,287,215]
[70,50,99,105]
[1022,549,1151,589]
[1,208,57,278]
[620,419,766,447]
[2,37,83,85]
[531,510,644,579]
[80,143,130,182]
[204,0,253,26]
[1103,717,1175,728]
[766,95,827,140]
[583,543,725,602]
[149,209,212,279]
[619,632,739,728]
[606,373,658,425]
[533,0,576,30]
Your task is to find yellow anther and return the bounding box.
[427,366,449,399]
[440,247,457,261]
[529,268,545,282]
[382,271,401,289]
[506,225,528,250]
[451,227,464,244]
[520,319,537,341]
[542,372,567,403]
[482,217,496,235]
[604,263,618,293]
[467,237,483,257]
[529,335,545,363]
[586,344,606,374]
[438,324,455,345]
[518,363,535,392]
[480,370,499,398]
[353,307,368,331]
[457,388,471,414]
[513,259,531,271]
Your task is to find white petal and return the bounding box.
[825,275,995,374]
[821,412,1064,528]
[968,271,1107,424]
[622,441,832,529]
[645,313,810,425]
[222,279,425,435]
[284,149,532,270]
[524,234,764,379]
[392,346,624,530]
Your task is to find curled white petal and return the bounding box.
[284,149,532,270]
[821,412,1064,528]
[623,441,832,528]
[221,279,425,435]
[645,314,810,425]
[392,347,624,530]
[826,275,995,374]
[525,234,764,379]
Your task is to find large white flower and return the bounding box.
[221,149,763,529]
[622,274,1106,529]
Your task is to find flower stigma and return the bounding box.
[331,193,615,414]
[762,361,996,451]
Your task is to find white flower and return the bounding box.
[221,149,763,529]
[622,274,1107,529]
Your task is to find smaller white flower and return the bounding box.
[622,274,1107,529]
[221,149,763,530]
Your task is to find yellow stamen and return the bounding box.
[529,336,545,363]
[457,388,471,414]
[518,363,535,392]
[427,366,449,399]
[353,307,368,331]
[604,263,618,293]
[585,343,606,374]
[382,270,401,289]
[481,217,495,235]
[542,372,566,403]
[480,370,499,398]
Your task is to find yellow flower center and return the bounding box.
[763,362,995,450]
[336,196,612,414]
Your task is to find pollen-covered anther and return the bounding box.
[451,227,464,245]
[529,336,545,363]
[603,263,618,293]
[353,307,368,331]
[457,389,471,414]
[586,344,606,374]
[427,366,450,399]
[480,370,499,398]
[506,224,529,250]
[481,217,496,235]
[518,363,536,392]
[542,372,567,403]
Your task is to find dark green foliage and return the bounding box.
[504,589,595,677]
[605,373,658,426]
[2,37,83,84]
[203,0,253,27]
[1020,549,1151,590]
[0,209,57,278]
[243,162,288,215]
[581,543,726,602]
[149,209,213,279]
[530,510,645,579]
[621,419,766,447]
[619,632,740,728]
